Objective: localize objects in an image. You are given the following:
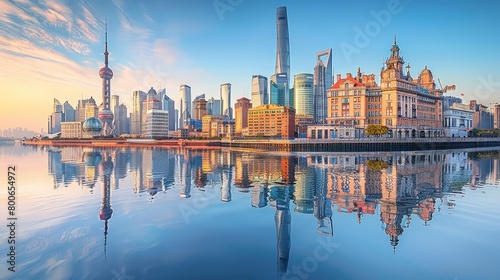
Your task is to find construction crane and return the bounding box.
[438,78,456,93]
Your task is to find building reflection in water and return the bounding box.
[98,150,114,258]
[46,147,500,273]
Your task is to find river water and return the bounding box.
[1,143,499,280]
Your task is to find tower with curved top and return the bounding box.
[98,23,115,136]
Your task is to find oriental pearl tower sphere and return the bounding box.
[98,22,115,136]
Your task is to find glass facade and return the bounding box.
[294,73,314,117]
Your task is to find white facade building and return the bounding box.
[143,109,169,138]
[443,103,473,137]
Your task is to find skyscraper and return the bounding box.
[270,73,288,106]
[193,98,208,120]
[192,94,206,118]
[314,49,333,123]
[220,83,232,119]
[98,23,115,136]
[48,98,63,134]
[179,84,191,128]
[275,6,290,83]
[63,101,76,122]
[251,75,268,107]
[159,89,176,131]
[294,73,315,117]
[112,95,128,136]
[274,6,291,106]
[207,97,221,116]
[130,90,146,135]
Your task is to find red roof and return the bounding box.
[329,76,364,90]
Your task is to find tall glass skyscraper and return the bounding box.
[270,73,288,106]
[251,75,268,107]
[220,83,232,119]
[158,89,176,132]
[207,97,221,116]
[314,49,333,123]
[273,6,291,106]
[179,84,191,128]
[294,73,314,117]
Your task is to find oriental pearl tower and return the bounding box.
[98,23,115,136]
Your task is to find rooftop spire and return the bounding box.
[104,20,109,67]
[394,34,397,45]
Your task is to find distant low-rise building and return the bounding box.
[61,122,82,138]
[202,115,224,138]
[442,102,473,137]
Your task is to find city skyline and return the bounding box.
[1,0,499,132]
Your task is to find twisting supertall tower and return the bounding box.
[271,6,291,106]
[275,6,290,81]
[98,22,115,136]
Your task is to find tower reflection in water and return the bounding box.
[98,150,113,258]
[46,147,500,275]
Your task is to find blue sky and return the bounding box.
[1,0,499,132]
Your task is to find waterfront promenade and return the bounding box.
[221,137,500,152]
[22,137,500,152]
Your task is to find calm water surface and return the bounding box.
[1,143,499,280]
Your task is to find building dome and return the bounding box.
[82,117,103,132]
[420,66,433,77]
[148,87,157,95]
[88,96,96,104]
[99,66,113,79]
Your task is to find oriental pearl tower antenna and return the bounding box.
[98,21,115,136]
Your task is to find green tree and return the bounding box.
[366,125,389,137]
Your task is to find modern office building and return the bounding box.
[111,95,128,135]
[63,101,76,122]
[270,73,289,106]
[114,103,129,135]
[247,104,295,138]
[193,98,208,121]
[192,94,206,118]
[161,92,176,131]
[220,83,232,119]
[314,49,332,123]
[97,24,115,136]
[142,87,162,136]
[234,97,252,135]
[130,90,146,135]
[143,109,169,138]
[48,98,63,134]
[207,97,222,116]
[293,73,314,117]
[179,84,192,128]
[251,75,268,107]
[76,97,96,122]
[85,98,98,119]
